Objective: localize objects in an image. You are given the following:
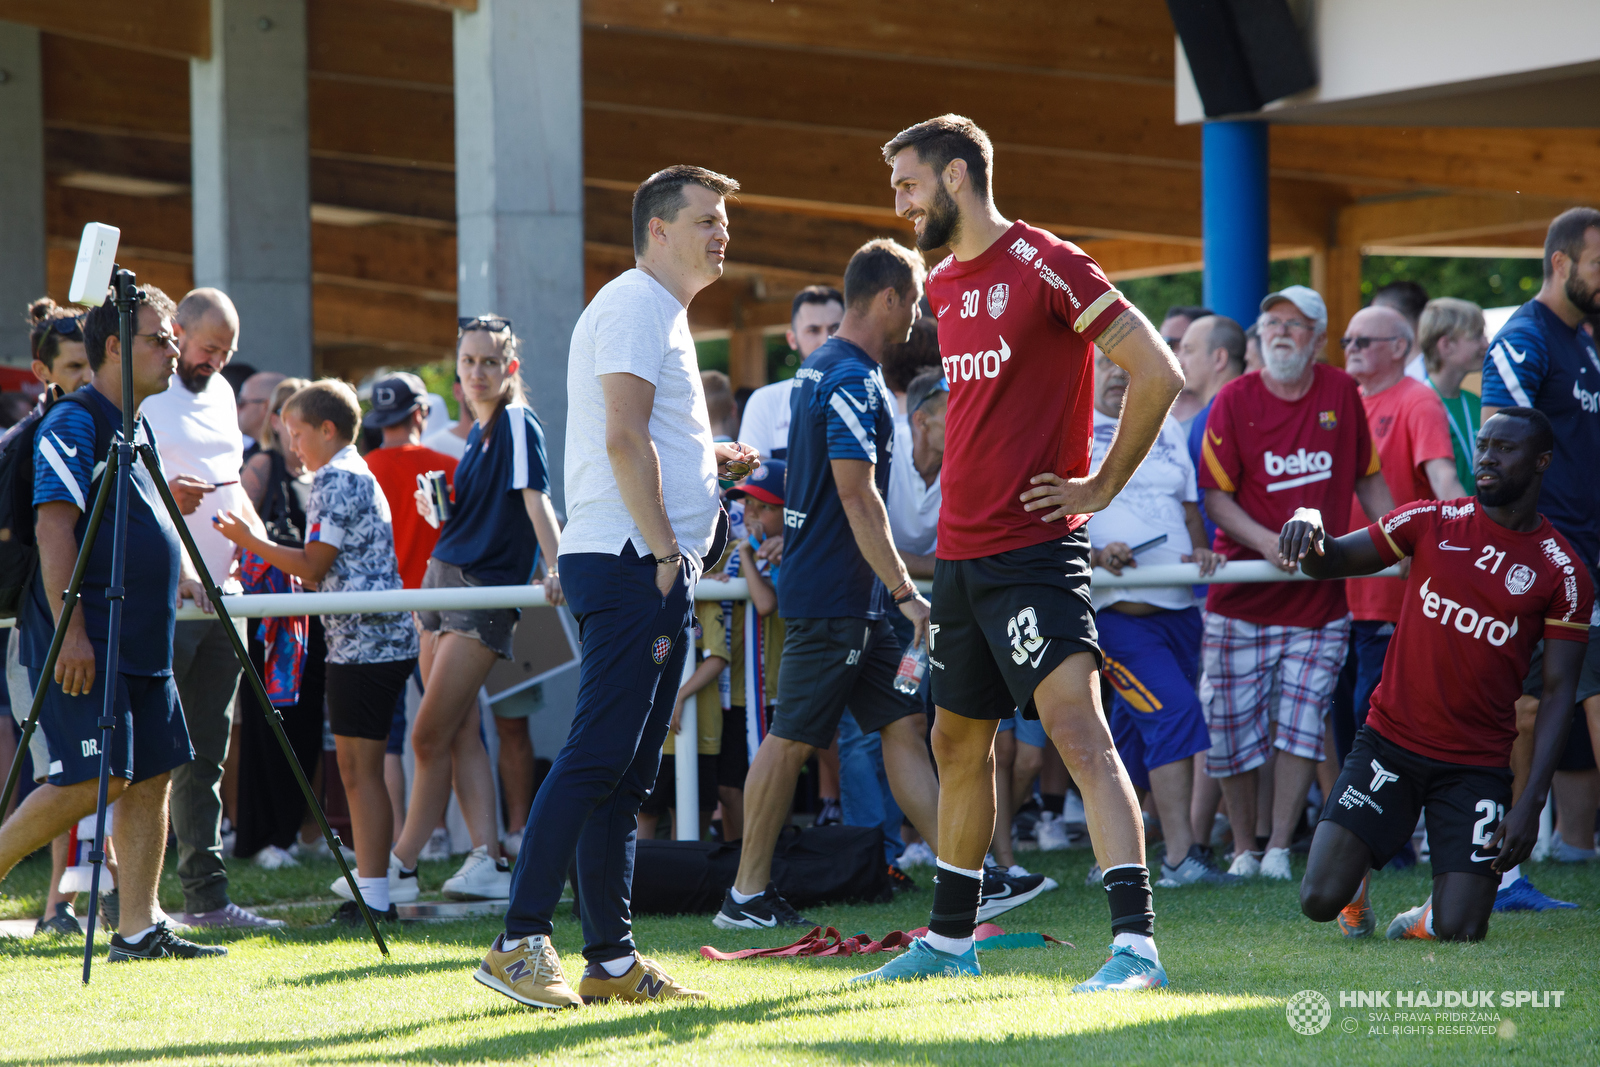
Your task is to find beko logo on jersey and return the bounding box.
[1008,237,1038,264]
[943,335,1012,382]
[1263,449,1333,491]
[1418,577,1519,646]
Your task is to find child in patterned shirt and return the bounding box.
[214,379,419,924]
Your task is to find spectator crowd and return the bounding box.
[2,204,1598,943]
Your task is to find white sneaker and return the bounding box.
[442,845,512,900]
[1061,791,1087,831]
[1227,850,1261,878]
[420,826,453,862]
[331,852,420,904]
[898,841,936,868]
[502,829,524,860]
[1084,863,1102,887]
[1008,863,1059,892]
[1259,847,1293,880]
[1035,812,1072,852]
[253,844,299,870]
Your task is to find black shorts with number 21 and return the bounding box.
[929,529,1101,722]
[1322,724,1513,877]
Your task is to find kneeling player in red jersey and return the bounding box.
[1281,408,1592,942]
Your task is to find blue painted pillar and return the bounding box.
[1202,121,1269,328]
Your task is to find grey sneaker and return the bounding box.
[1550,837,1596,863]
[1085,863,1102,887]
[179,902,286,929]
[1158,844,1243,887]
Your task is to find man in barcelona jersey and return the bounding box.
[1284,408,1592,942]
[851,115,1184,992]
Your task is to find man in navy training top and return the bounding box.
[1480,206,1600,911]
[0,285,225,962]
[716,239,946,931]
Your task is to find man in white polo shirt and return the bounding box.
[138,288,280,930]
[475,166,758,1011]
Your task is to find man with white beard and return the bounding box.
[1194,286,1395,880]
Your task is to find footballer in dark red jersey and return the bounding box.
[850,115,1184,994]
[1282,408,1592,943]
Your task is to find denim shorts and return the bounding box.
[416,557,518,660]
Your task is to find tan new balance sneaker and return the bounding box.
[474,933,582,1009]
[578,955,710,1004]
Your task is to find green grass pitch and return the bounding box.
[1,844,1595,1065]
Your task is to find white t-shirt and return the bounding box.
[737,378,799,458]
[562,269,719,563]
[138,371,249,588]
[887,411,940,556]
[1085,411,1197,612]
[422,425,468,460]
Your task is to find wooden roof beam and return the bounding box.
[0,0,208,59]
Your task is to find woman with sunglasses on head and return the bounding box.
[385,315,563,902]
[27,298,94,397]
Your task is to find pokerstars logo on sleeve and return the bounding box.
[1262,448,1333,491]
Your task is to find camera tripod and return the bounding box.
[0,266,387,982]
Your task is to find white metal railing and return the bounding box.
[3,559,1399,841]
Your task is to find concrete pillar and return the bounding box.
[190,0,313,377]
[454,0,583,509]
[1201,121,1269,330]
[0,23,44,366]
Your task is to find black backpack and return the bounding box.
[0,388,111,618]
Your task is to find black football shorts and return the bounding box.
[1322,724,1512,877]
[929,529,1101,722]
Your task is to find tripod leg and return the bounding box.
[137,444,388,956]
[0,449,118,821]
[83,441,136,985]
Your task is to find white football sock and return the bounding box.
[357,876,390,912]
[1113,932,1160,966]
[1499,865,1521,889]
[121,924,157,944]
[923,931,973,956]
[598,955,635,977]
[730,886,761,904]
[1425,908,1435,936]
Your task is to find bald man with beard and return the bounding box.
[138,287,282,930]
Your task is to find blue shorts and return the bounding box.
[28,667,191,787]
[1099,607,1211,792]
[998,710,1048,749]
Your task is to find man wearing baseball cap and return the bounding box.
[1195,285,1395,881]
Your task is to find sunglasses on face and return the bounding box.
[458,315,512,334]
[1340,335,1403,352]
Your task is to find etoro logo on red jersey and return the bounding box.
[1417,577,1519,646]
[943,335,1012,383]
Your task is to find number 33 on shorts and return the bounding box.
[1007,607,1045,665]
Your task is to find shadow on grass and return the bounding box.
[0,988,882,1066]
[270,957,477,987]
